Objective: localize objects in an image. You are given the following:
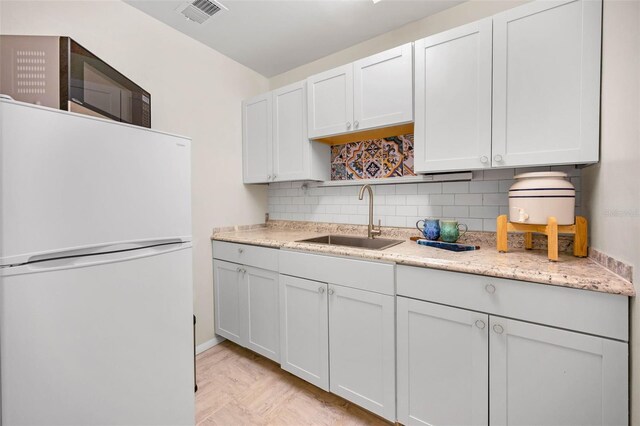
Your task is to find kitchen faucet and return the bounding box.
[358,184,382,239]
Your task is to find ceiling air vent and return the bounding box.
[177,0,227,24]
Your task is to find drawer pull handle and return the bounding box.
[493,324,504,334]
[328,288,335,295]
[318,287,325,294]
[475,320,486,329]
[485,284,496,294]
[238,248,244,254]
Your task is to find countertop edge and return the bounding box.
[211,233,636,297]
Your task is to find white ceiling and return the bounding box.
[125,0,464,77]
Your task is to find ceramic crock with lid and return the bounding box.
[508,171,575,225]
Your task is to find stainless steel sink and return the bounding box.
[296,235,404,251]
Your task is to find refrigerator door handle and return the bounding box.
[24,238,188,264]
[16,241,191,273]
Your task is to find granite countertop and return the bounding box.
[211,221,635,297]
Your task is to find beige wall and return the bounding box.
[0,0,270,346]
[269,0,527,90]
[582,1,640,423]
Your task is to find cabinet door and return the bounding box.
[279,275,329,391]
[307,64,353,138]
[272,81,309,182]
[213,259,243,345]
[353,43,413,131]
[490,317,628,426]
[241,266,279,362]
[242,93,272,183]
[492,0,602,168]
[414,19,493,173]
[397,297,489,426]
[328,285,396,421]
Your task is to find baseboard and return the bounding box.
[196,336,226,355]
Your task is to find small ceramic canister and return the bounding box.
[440,220,468,243]
[416,218,440,241]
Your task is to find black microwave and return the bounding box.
[0,35,151,128]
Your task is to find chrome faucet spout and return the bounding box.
[358,184,381,239]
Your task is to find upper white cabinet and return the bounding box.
[307,43,413,139]
[242,93,272,183]
[414,19,493,173]
[492,0,602,168]
[242,81,329,184]
[353,45,414,131]
[414,0,602,173]
[307,64,354,138]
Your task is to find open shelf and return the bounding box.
[312,172,472,187]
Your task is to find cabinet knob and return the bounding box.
[238,248,244,254]
[272,174,277,181]
[328,288,335,295]
[485,284,496,294]
[354,120,359,129]
[236,267,241,272]
[494,154,503,163]
[346,122,351,129]
[475,320,486,329]
[318,286,325,294]
[493,324,504,334]
[267,174,272,180]
[480,156,489,164]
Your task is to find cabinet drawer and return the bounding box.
[397,266,628,341]
[212,241,278,271]
[280,250,394,295]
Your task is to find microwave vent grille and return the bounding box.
[14,50,47,95]
[178,0,226,24]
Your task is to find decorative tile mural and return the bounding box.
[330,134,415,181]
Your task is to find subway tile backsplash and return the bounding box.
[268,165,582,231]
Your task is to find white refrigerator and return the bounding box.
[0,99,195,425]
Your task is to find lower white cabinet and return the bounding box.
[279,275,329,390]
[489,316,628,426]
[329,285,395,421]
[397,297,489,426]
[213,259,243,344]
[243,266,280,361]
[213,243,629,425]
[278,249,396,422]
[397,296,628,426]
[279,275,396,421]
[213,259,280,362]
